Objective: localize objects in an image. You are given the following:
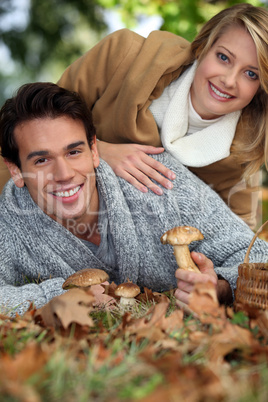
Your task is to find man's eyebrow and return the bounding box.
[218,46,259,71]
[26,141,86,160]
[27,150,48,161]
[65,141,86,150]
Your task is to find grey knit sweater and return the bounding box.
[1,152,267,315]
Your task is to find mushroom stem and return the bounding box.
[173,245,201,273]
[119,296,136,306]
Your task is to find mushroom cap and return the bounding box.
[160,226,204,246]
[62,268,109,289]
[114,282,141,298]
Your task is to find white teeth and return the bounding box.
[210,83,232,99]
[53,185,80,198]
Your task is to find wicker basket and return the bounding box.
[235,220,268,310]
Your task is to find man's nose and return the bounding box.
[53,158,75,182]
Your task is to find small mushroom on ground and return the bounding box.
[160,226,204,273]
[114,282,141,306]
[62,268,109,290]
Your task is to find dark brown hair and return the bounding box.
[0,82,96,168]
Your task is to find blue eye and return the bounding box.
[246,70,258,80]
[218,52,229,62]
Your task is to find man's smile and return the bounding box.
[51,184,82,198]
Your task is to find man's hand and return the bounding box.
[174,252,218,305]
[97,141,176,195]
[175,251,233,305]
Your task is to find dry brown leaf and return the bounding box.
[207,321,255,363]
[125,303,169,331]
[140,352,224,402]
[136,287,170,304]
[34,288,95,329]
[253,310,268,340]
[0,381,40,402]
[158,308,184,332]
[134,326,167,342]
[89,283,117,308]
[152,292,170,303]
[188,282,226,325]
[124,302,184,344]
[0,343,48,382]
[102,281,119,298]
[189,331,208,344]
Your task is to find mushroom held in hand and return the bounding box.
[160,226,204,273]
[62,268,109,290]
[114,282,141,306]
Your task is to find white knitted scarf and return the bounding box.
[150,61,241,167]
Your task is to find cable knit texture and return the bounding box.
[149,62,241,167]
[0,153,267,315]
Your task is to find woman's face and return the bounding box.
[190,25,260,120]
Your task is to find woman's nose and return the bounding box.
[221,69,237,88]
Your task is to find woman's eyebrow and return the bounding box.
[218,45,236,58]
[218,45,259,70]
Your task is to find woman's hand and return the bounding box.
[174,252,218,305]
[97,141,176,195]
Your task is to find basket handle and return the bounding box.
[244,219,268,263]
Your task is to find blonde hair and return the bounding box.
[191,3,268,178]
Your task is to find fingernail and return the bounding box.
[166,181,173,189]
[192,251,201,260]
[141,187,148,193]
[155,188,163,195]
[169,172,176,180]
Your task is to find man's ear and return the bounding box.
[91,136,100,169]
[4,160,25,188]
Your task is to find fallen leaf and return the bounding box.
[0,343,48,382]
[124,302,184,343]
[139,352,224,402]
[89,283,117,308]
[137,288,170,304]
[207,321,255,363]
[188,282,226,325]
[254,310,268,340]
[102,281,119,298]
[34,288,95,329]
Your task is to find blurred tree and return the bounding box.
[0,0,108,103]
[0,0,266,104]
[99,0,266,40]
[1,0,107,72]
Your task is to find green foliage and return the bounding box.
[39,339,163,401]
[230,310,250,327]
[100,0,266,40]
[0,0,267,104]
[0,0,108,103]
[1,0,107,69]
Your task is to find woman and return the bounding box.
[1,3,267,228]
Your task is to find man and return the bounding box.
[0,82,267,316]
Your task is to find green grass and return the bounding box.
[0,296,267,401]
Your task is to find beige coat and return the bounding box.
[0,29,259,227]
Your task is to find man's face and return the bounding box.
[8,116,100,228]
